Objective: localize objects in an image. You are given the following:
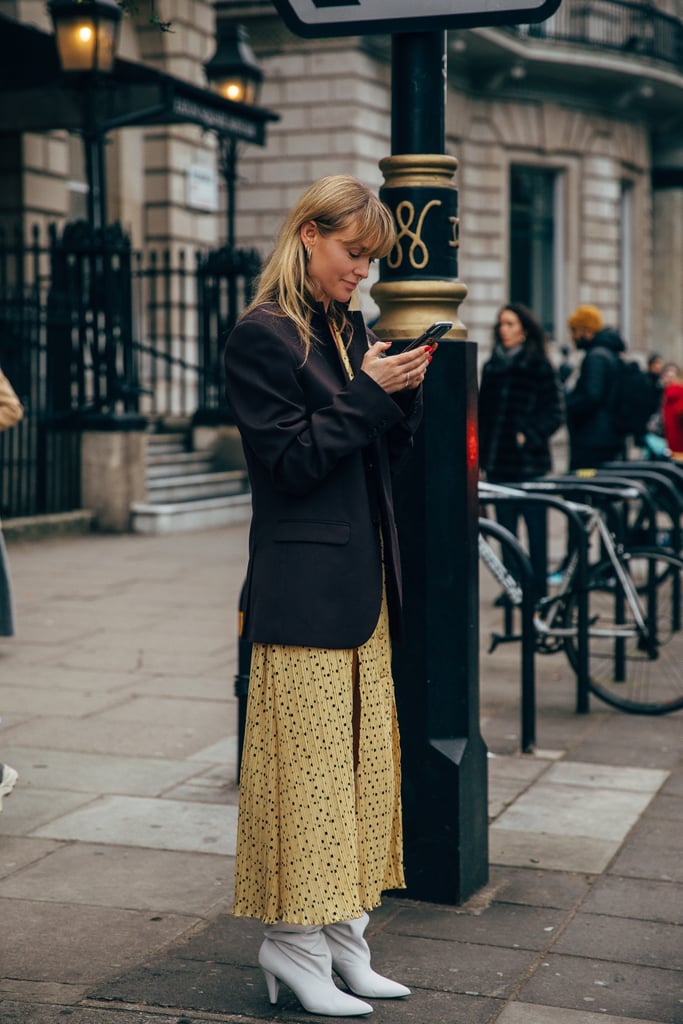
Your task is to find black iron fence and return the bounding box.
[509,0,683,66]
[0,222,260,519]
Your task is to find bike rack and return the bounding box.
[548,471,682,632]
[594,467,683,629]
[479,517,537,753]
[479,487,591,715]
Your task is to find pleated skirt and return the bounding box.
[232,587,405,925]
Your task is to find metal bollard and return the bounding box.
[234,580,251,782]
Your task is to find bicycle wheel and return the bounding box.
[563,548,683,714]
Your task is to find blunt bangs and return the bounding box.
[341,202,396,260]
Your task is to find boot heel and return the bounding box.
[262,967,279,1004]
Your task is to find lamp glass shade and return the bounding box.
[204,24,263,106]
[215,76,258,106]
[50,0,121,73]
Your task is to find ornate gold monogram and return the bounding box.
[388,199,442,270]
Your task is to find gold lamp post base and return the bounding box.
[370,278,468,340]
[371,153,468,341]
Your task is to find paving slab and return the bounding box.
[0,1003,197,1024]
[358,931,539,998]
[489,826,620,874]
[189,736,236,763]
[493,778,660,842]
[33,794,238,855]
[0,898,197,984]
[0,683,130,717]
[488,866,592,909]
[0,981,88,1009]
[0,786,97,836]
[385,902,567,951]
[0,663,159,693]
[581,875,683,924]
[93,695,234,734]
[162,762,239,805]
[0,842,233,915]
[608,819,683,883]
[543,761,669,792]
[115,671,235,701]
[0,746,209,797]
[554,912,682,969]
[92,955,498,1023]
[487,754,552,784]
[1,714,230,759]
[498,1004,665,1024]
[519,953,682,1023]
[0,836,62,880]
[661,769,683,797]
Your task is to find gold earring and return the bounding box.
[305,245,312,260]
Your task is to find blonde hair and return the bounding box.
[245,176,396,356]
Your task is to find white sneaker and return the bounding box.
[0,764,18,812]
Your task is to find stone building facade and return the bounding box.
[231,2,682,366]
[2,0,682,361]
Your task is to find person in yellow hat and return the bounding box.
[565,305,627,470]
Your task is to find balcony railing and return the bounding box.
[508,0,683,69]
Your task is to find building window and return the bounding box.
[67,135,88,222]
[509,165,556,336]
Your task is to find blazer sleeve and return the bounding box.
[363,324,423,473]
[224,315,409,496]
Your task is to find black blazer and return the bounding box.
[224,303,422,649]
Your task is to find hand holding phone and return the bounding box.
[401,321,452,352]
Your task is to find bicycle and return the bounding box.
[479,481,683,716]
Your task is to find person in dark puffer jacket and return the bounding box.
[565,305,627,469]
[479,303,565,598]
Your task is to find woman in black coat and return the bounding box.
[224,176,435,1017]
[479,303,564,596]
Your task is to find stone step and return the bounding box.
[130,493,252,534]
[146,469,248,504]
[146,433,187,457]
[146,452,214,477]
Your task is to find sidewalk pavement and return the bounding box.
[0,522,680,1024]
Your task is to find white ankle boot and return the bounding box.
[323,913,411,998]
[259,922,373,1016]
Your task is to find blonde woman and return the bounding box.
[224,176,435,1017]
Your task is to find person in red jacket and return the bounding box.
[662,367,683,459]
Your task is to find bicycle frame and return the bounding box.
[479,482,650,643]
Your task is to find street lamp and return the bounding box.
[49,0,123,230]
[204,23,263,249]
[49,0,121,73]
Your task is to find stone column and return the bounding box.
[81,415,148,532]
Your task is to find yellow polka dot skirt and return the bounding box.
[232,588,406,925]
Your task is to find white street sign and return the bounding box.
[273,0,561,36]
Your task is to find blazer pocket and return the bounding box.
[274,519,350,545]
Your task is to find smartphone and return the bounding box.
[401,321,453,352]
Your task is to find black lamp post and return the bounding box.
[204,24,264,250]
[49,0,122,232]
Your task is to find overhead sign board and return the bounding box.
[272,0,561,37]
